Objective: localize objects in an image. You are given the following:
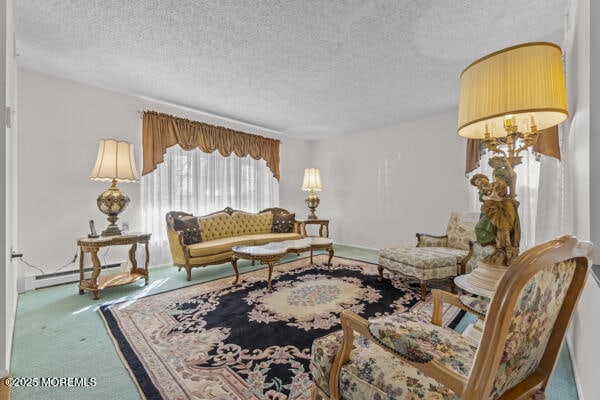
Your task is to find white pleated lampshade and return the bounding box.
[301,168,322,191]
[458,42,568,139]
[90,139,139,182]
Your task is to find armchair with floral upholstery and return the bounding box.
[311,235,592,400]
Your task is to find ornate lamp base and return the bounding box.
[101,217,123,236]
[467,260,508,294]
[305,191,320,219]
[97,179,130,236]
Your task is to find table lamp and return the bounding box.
[302,167,322,219]
[90,139,139,236]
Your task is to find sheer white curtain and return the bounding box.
[142,145,279,264]
[469,148,540,251]
[536,127,566,243]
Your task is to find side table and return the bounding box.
[297,218,329,238]
[454,274,494,298]
[77,233,151,300]
[454,274,491,345]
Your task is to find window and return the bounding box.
[142,146,279,264]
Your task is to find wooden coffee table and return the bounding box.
[231,237,334,292]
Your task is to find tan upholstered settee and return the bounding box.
[166,207,301,280]
[378,212,482,296]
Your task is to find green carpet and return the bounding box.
[9,244,578,399]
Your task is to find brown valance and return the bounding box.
[465,125,561,175]
[142,111,281,180]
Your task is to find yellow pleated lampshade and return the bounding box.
[458,42,568,139]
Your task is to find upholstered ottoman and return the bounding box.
[378,246,461,296]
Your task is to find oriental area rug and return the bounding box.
[100,255,462,400]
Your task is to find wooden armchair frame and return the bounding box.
[322,236,592,400]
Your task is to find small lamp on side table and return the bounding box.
[90,139,139,236]
[301,167,322,219]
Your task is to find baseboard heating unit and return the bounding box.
[17,262,126,293]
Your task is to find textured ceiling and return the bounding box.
[15,0,568,139]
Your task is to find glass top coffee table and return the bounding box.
[231,237,334,292]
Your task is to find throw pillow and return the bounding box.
[172,212,202,245]
[272,213,295,233]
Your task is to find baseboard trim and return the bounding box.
[150,262,174,269]
[334,242,379,251]
[566,337,585,400]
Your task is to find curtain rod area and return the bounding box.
[135,109,284,136]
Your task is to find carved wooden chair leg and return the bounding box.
[420,281,427,297]
[377,265,384,282]
[310,384,327,400]
[185,265,192,281]
[310,385,320,400]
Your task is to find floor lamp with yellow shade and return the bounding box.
[456,42,568,294]
[90,139,139,236]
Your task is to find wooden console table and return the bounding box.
[77,233,151,300]
[297,218,330,238]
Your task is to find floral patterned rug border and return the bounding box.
[100,255,462,400]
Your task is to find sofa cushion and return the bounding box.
[272,212,295,233]
[231,211,273,235]
[427,247,469,262]
[379,255,459,281]
[187,236,254,257]
[446,212,478,250]
[199,212,237,241]
[187,251,234,265]
[379,247,458,269]
[172,213,202,245]
[368,311,476,376]
[248,232,302,245]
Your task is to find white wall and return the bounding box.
[590,0,600,265]
[17,68,310,276]
[564,1,600,400]
[279,136,312,214]
[1,0,17,377]
[311,111,472,249]
[563,0,591,244]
